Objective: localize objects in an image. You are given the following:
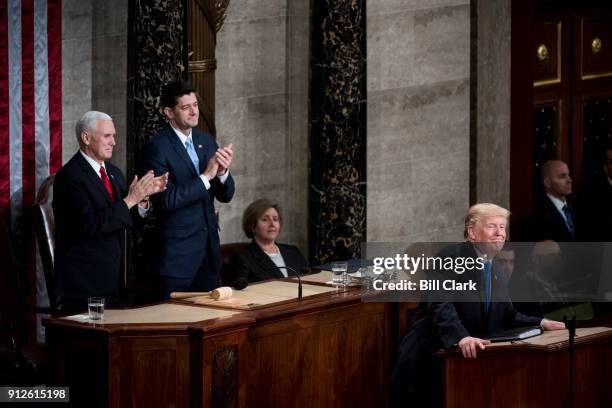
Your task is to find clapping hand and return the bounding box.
[215,143,233,176]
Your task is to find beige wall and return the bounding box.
[215,0,310,252]
[62,0,128,173]
[367,0,471,243]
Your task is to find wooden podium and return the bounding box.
[45,279,403,408]
[438,327,612,408]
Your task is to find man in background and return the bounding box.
[144,81,235,298]
[529,160,578,242]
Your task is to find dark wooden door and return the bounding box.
[511,0,612,239]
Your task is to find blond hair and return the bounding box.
[464,203,510,238]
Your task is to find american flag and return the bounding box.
[1,0,62,340]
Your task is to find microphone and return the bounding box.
[279,266,303,299]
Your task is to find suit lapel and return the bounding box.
[192,130,210,174]
[545,197,573,237]
[250,243,284,278]
[106,165,122,201]
[75,153,113,205]
[165,125,198,177]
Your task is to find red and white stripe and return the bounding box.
[0,0,61,324]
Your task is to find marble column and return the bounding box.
[310,0,367,264]
[126,0,187,292]
[127,0,187,170]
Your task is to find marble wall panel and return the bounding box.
[61,0,129,173]
[368,4,469,91]
[62,0,92,40]
[216,94,288,176]
[367,0,471,243]
[474,0,511,206]
[216,17,287,101]
[216,1,309,253]
[62,0,93,160]
[368,79,469,164]
[411,5,470,86]
[368,0,468,15]
[222,0,286,23]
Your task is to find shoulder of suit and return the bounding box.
[104,161,126,179]
[147,124,174,145]
[193,128,216,145]
[55,152,85,180]
[277,243,300,253]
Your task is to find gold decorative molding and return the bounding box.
[581,18,612,80]
[537,44,549,64]
[189,58,217,73]
[591,37,602,57]
[534,22,562,87]
[216,0,230,32]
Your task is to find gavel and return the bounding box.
[170,286,233,300]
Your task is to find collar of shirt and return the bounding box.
[546,193,567,212]
[170,124,192,146]
[80,150,106,178]
[469,242,494,263]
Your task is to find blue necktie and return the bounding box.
[484,261,492,313]
[185,137,200,173]
[562,204,575,239]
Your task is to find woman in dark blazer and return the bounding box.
[227,198,307,289]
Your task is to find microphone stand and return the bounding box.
[272,266,302,299]
[563,315,576,408]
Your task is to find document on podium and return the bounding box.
[185,280,340,310]
[484,326,543,342]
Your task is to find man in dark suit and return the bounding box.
[53,111,168,313]
[529,159,578,242]
[144,81,235,297]
[391,203,565,406]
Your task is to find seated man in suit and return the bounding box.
[391,203,565,406]
[529,159,578,242]
[226,198,307,289]
[53,111,168,313]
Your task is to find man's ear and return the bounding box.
[163,107,173,120]
[542,177,551,190]
[467,226,476,241]
[80,131,89,146]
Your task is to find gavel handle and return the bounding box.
[170,291,211,299]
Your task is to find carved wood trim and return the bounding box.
[211,345,239,408]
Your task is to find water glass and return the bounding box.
[88,297,105,320]
[331,262,348,286]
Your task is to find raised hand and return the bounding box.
[124,171,167,209]
[215,143,233,176]
[203,155,220,181]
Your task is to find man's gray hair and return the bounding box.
[75,111,112,145]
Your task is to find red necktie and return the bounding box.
[99,166,116,202]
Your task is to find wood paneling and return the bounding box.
[580,15,612,80]
[45,289,403,408]
[440,330,612,408]
[118,336,190,408]
[511,1,612,236]
[534,21,562,86]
